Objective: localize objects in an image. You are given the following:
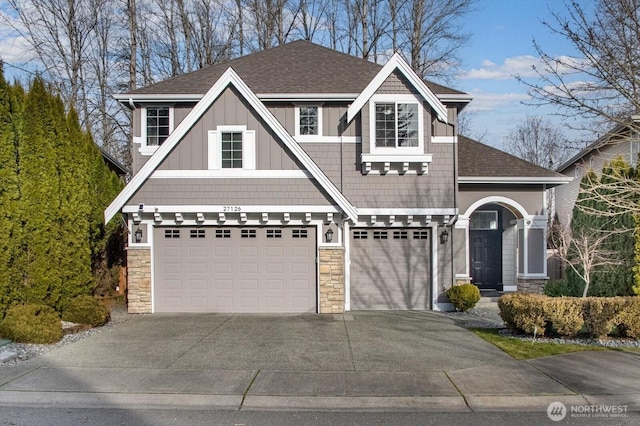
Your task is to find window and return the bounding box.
[299,106,318,135]
[413,230,428,240]
[373,231,388,240]
[353,230,368,239]
[470,211,498,230]
[215,229,231,238]
[164,229,180,238]
[190,229,205,238]
[208,126,255,170]
[292,229,308,238]
[146,107,170,146]
[375,102,419,148]
[221,132,243,169]
[393,230,408,239]
[241,229,257,238]
[266,229,282,238]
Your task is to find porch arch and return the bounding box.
[462,196,529,220]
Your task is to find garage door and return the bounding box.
[154,227,316,313]
[350,228,430,310]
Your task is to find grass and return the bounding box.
[470,328,610,360]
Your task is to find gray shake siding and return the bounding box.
[129,178,334,206]
[302,142,455,208]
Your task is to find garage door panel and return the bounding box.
[350,228,431,310]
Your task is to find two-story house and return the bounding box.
[105,41,569,314]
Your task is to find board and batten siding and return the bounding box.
[458,186,546,217]
[129,178,334,206]
[268,103,360,138]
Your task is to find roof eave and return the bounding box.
[459,176,573,185]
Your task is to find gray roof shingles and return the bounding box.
[129,40,465,96]
[458,136,565,178]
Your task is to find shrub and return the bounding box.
[582,297,621,337]
[615,297,640,339]
[498,293,547,335]
[446,284,481,312]
[0,304,63,344]
[543,279,582,297]
[544,297,584,337]
[62,295,110,327]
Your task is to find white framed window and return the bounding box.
[295,104,322,140]
[470,211,498,230]
[208,125,256,170]
[369,94,423,154]
[138,106,174,155]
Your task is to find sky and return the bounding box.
[0,0,591,153]
[455,0,589,150]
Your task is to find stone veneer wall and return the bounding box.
[517,278,546,294]
[319,247,345,313]
[127,247,152,313]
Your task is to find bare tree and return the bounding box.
[520,0,640,135]
[550,215,626,297]
[505,116,573,170]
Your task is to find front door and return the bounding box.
[470,230,502,289]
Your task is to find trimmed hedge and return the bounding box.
[446,284,481,312]
[499,293,640,338]
[0,304,63,344]
[62,295,110,327]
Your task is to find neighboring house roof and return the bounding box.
[458,136,571,185]
[104,67,359,223]
[116,40,467,99]
[97,144,128,177]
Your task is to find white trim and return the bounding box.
[295,136,361,144]
[431,136,457,144]
[462,196,529,220]
[459,176,573,184]
[115,93,203,102]
[347,53,448,124]
[361,154,432,163]
[357,208,457,216]
[150,170,314,179]
[436,94,473,102]
[123,205,341,214]
[105,68,358,222]
[368,94,425,155]
[430,223,439,310]
[502,285,518,292]
[258,93,360,101]
[294,104,323,139]
[344,220,351,312]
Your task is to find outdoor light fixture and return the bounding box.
[134,227,143,243]
[440,229,449,244]
[325,228,334,243]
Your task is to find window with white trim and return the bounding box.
[146,107,170,146]
[208,125,256,170]
[470,211,498,230]
[295,105,322,140]
[375,103,419,148]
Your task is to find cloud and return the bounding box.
[0,35,34,64]
[460,55,543,80]
[464,90,530,112]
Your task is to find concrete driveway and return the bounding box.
[0,311,638,412]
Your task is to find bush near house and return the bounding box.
[499,293,640,338]
[446,284,481,312]
[0,304,63,344]
[62,295,110,327]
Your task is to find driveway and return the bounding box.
[0,311,637,412]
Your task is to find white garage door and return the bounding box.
[350,228,431,310]
[154,227,316,313]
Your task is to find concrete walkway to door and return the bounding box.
[0,311,638,412]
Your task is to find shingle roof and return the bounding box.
[128,40,465,96]
[458,135,565,179]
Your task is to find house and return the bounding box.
[555,116,640,226]
[105,41,570,314]
[97,144,128,178]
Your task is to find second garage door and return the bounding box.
[154,227,316,313]
[350,228,431,310]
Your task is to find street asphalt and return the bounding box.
[0,311,638,414]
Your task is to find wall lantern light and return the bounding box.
[325,228,334,243]
[439,229,449,244]
[134,227,143,243]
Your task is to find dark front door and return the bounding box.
[470,230,502,289]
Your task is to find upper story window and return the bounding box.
[221,131,243,169]
[146,107,170,146]
[295,104,322,140]
[208,125,255,171]
[375,103,419,148]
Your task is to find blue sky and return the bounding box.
[456,0,589,149]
